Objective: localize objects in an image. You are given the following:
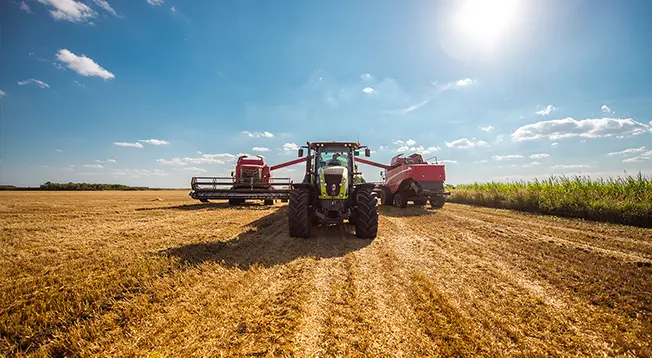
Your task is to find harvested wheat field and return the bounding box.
[1,191,651,357]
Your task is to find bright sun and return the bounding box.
[453,0,520,48]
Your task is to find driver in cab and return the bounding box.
[327,153,343,166]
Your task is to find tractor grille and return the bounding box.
[324,174,342,196]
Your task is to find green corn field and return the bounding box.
[448,173,652,227]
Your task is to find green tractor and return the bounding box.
[288,141,379,239]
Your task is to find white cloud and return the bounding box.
[551,164,592,169]
[423,146,441,154]
[529,153,550,159]
[607,146,646,156]
[95,159,116,164]
[55,49,115,79]
[379,145,386,150]
[521,162,541,168]
[107,159,116,163]
[551,142,559,147]
[601,105,612,113]
[492,155,524,161]
[282,143,299,152]
[474,159,488,163]
[362,87,375,94]
[113,142,144,148]
[456,78,474,87]
[0,90,5,97]
[180,166,207,173]
[439,160,457,164]
[535,104,555,116]
[360,73,373,80]
[512,117,652,141]
[147,0,163,6]
[139,139,170,145]
[158,153,235,166]
[20,1,32,12]
[242,131,274,138]
[83,164,104,168]
[445,138,488,149]
[405,139,416,146]
[91,0,117,16]
[170,5,176,13]
[622,156,651,163]
[252,147,270,152]
[580,140,587,143]
[111,169,167,177]
[18,79,50,88]
[38,0,97,22]
[395,146,409,153]
[479,125,494,132]
[393,140,404,145]
[56,149,62,152]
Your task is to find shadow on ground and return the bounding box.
[137,201,277,211]
[380,205,441,217]
[161,207,372,269]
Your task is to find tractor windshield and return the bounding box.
[316,150,349,169]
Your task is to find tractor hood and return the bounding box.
[318,166,349,199]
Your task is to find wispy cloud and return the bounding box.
[113,142,144,148]
[522,162,541,168]
[139,139,169,145]
[601,104,612,113]
[91,0,117,16]
[38,0,97,22]
[158,153,236,165]
[479,125,494,132]
[95,159,116,164]
[111,169,167,177]
[282,143,299,152]
[445,138,488,149]
[607,146,646,156]
[252,147,270,152]
[147,0,164,6]
[529,153,550,159]
[20,1,32,13]
[439,160,457,164]
[535,104,555,116]
[512,117,652,141]
[551,164,592,169]
[362,87,375,94]
[56,49,115,80]
[18,79,50,88]
[492,155,524,161]
[83,164,104,168]
[242,131,274,138]
[56,149,62,152]
[0,90,5,97]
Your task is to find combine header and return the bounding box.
[189,155,306,205]
[357,153,450,209]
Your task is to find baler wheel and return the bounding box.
[288,189,311,238]
[394,192,408,208]
[355,190,378,239]
[430,196,446,209]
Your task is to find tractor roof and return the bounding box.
[308,141,361,149]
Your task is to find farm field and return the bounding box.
[1,191,651,357]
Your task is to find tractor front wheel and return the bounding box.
[288,189,311,238]
[355,190,378,239]
[413,198,427,206]
[394,192,408,208]
[429,196,446,209]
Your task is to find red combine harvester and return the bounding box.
[357,153,450,209]
[189,155,306,205]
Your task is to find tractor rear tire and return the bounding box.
[381,188,394,206]
[430,196,446,209]
[355,190,378,239]
[394,192,408,208]
[414,198,427,206]
[289,189,311,238]
[264,199,274,206]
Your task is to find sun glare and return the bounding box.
[453,0,520,48]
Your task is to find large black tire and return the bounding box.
[228,198,245,205]
[413,198,427,206]
[430,196,446,209]
[381,188,394,206]
[264,199,274,206]
[355,190,378,239]
[289,189,311,238]
[394,191,408,208]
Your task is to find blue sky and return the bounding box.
[1,0,651,187]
